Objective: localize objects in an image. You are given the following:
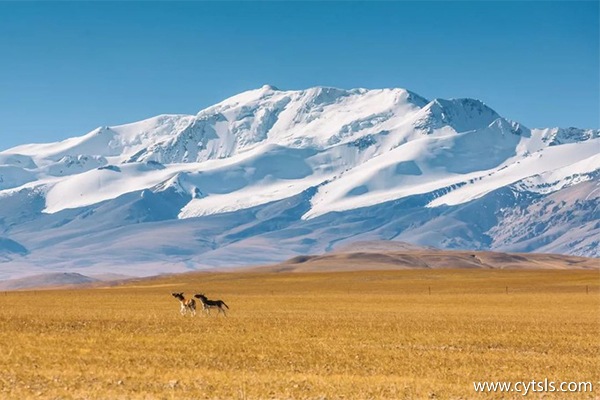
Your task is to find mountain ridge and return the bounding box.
[0,85,598,279]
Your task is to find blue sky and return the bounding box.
[0,1,598,150]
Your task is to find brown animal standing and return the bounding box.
[171,292,196,316]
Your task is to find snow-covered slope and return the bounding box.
[0,86,598,279]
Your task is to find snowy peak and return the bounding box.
[261,84,280,91]
[0,85,598,221]
[2,86,509,168]
[415,98,502,134]
[541,127,600,146]
[4,114,196,165]
[486,117,531,138]
[120,86,432,164]
[0,85,598,277]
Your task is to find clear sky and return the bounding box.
[0,1,598,150]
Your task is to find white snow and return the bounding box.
[43,163,180,213]
[0,85,599,278]
[427,139,600,207]
[0,85,598,224]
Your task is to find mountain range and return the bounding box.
[0,85,598,280]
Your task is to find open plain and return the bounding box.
[0,268,598,399]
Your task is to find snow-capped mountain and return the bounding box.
[0,85,598,279]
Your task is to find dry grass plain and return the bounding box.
[0,269,598,399]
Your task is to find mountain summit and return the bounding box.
[0,86,598,279]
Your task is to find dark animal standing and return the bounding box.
[171,292,196,316]
[194,293,229,316]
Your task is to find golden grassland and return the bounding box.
[0,269,598,399]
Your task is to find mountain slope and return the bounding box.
[0,86,598,279]
[0,272,99,290]
[251,247,598,273]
